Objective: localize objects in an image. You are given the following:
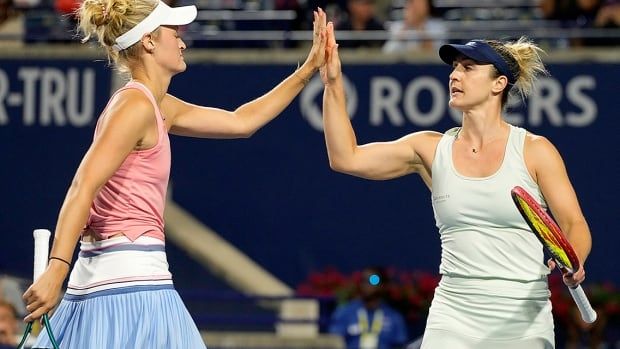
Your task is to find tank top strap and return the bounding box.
[431,127,459,175]
[95,81,167,135]
[123,81,167,135]
[503,125,526,168]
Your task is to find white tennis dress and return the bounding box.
[423,125,555,348]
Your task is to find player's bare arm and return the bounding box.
[325,130,441,182]
[525,134,592,263]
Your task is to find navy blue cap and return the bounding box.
[439,40,516,85]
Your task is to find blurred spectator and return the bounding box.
[595,0,620,26]
[53,0,80,43]
[275,0,302,9]
[329,267,408,349]
[0,0,15,22]
[302,0,347,34]
[0,299,19,348]
[306,0,348,13]
[539,0,602,46]
[540,0,600,26]
[383,0,446,53]
[591,0,620,45]
[0,276,26,317]
[275,0,308,36]
[200,0,244,9]
[564,305,609,349]
[374,0,392,22]
[54,0,80,16]
[0,0,23,45]
[336,0,386,48]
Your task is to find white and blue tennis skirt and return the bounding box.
[34,235,207,349]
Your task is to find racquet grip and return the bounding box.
[33,229,51,281]
[568,285,597,323]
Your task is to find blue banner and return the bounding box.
[1,60,616,288]
[0,59,111,276]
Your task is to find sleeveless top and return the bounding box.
[85,81,170,242]
[431,125,550,281]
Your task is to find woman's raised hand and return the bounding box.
[320,21,341,85]
[302,8,328,73]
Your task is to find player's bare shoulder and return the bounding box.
[523,130,564,179]
[95,89,157,142]
[399,130,443,168]
[401,130,443,149]
[524,131,558,158]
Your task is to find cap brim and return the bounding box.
[161,5,197,26]
[113,2,197,51]
[439,44,491,65]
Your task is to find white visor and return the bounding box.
[112,1,197,51]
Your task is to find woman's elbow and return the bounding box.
[328,159,346,173]
[232,130,253,139]
[328,157,356,175]
[225,125,254,139]
[240,128,257,138]
[234,120,257,138]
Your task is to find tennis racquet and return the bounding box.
[511,186,597,323]
[17,229,60,349]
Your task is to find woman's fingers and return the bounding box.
[312,8,325,41]
[309,8,329,69]
[565,265,586,285]
[24,296,56,322]
[24,292,47,322]
[24,307,45,323]
[25,299,42,313]
[328,22,336,48]
[547,258,556,270]
[313,10,318,36]
[22,279,59,322]
[547,258,586,287]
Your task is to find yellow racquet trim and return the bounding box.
[516,196,573,269]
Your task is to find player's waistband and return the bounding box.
[439,274,550,299]
[66,236,173,299]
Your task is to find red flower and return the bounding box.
[295,267,620,328]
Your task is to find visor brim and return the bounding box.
[113,2,197,51]
[160,5,197,26]
[439,44,492,65]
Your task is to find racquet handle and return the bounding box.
[18,229,61,349]
[33,229,51,281]
[568,285,597,323]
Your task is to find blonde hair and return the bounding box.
[486,37,548,105]
[77,0,159,73]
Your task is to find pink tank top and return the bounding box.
[86,81,170,242]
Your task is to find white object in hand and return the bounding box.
[33,229,51,281]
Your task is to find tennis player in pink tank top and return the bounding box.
[22,2,330,348]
